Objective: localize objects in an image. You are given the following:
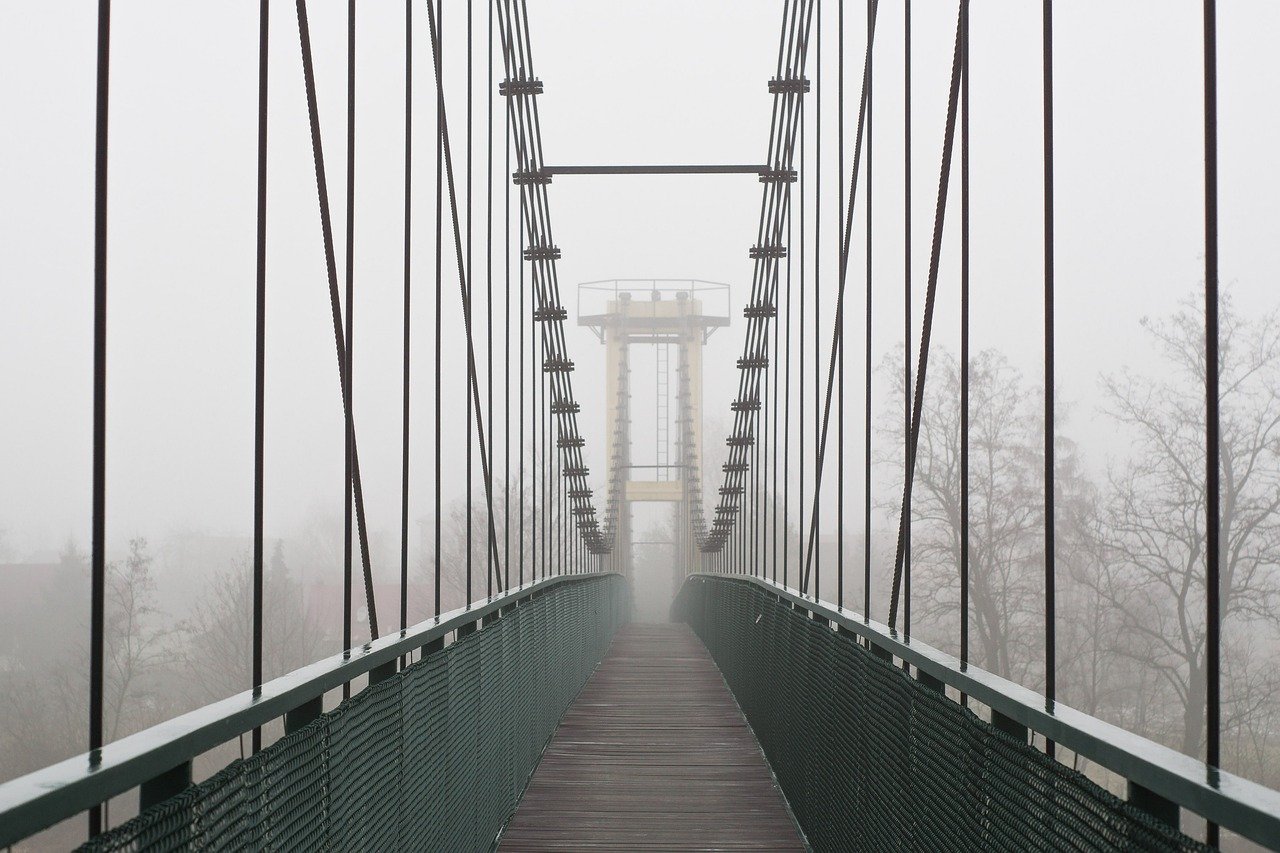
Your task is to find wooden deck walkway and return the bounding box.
[499,623,805,851]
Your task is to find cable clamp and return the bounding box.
[512,168,552,185]
[722,462,749,473]
[499,78,544,96]
[736,356,769,370]
[726,434,754,447]
[523,244,562,261]
[731,398,761,412]
[565,465,590,477]
[550,399,580,414]
[768,76,810,94]
[558,435,586,449]
[533,305,568,322]
[743,301,777,318]
[749,244,787,260]
[542,357,575,373]
[758,168,797,185]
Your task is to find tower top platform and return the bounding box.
[577,279,730,342]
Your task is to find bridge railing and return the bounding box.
[675,573,1280,851]
[0,572,627,850]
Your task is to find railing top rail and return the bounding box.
[686,573,1280,850]
[0,572,617,848]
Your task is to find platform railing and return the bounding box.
[675,573,1280,851]
[0,572,627,849]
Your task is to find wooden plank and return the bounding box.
[500,624,805,851]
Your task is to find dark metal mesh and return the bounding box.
[674,576,1212,853]
[79,576,625,853]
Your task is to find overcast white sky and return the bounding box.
[1,1,1277,590]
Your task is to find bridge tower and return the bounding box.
[579,282,728,584]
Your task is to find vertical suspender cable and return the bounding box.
[773,253,781,582]
[799,103,806,588]
[296,0,379,642]
[466,0,474,606]
[815,0,822,598]
[530,209,537,581]
[423,0,509,594]
[401,0,413,636]
[498,0,510,591]
[1203,0,1221,845]
[887,3,963,631]
[902,0,912,636]
[433,0,444,617]
[89,0,111,837]
[798,0,878,596]
[959,0,970,683]
[518,173,525,586]
[547,358,552,573]
[486,0,495,598]
[252,0,269,754]
[784,194,792,589]
[864,0,874,618]
[837,0,844,609]
[1042,0,1056,756]
[343,0,356,678]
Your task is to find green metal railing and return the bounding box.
[674,574,1280,852]
[0,573,627,851]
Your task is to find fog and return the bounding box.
[3,0,1280,824]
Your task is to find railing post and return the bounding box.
[284,695,323,735]
[991,709,1028,745]
[139,760,192,811]
[1127,781,1180,830]
[369,659,398,685]
[917,669,945,693]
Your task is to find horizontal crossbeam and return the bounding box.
[542,164,770,176]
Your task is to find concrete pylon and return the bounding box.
[581,282,729,582]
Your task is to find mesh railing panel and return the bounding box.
[675,576,1211,853]
[80,575,625,853]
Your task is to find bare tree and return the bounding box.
[1084,292,1280,759]
[179,541,324,706]
[886,349,1061,683]
[104,537,171,740]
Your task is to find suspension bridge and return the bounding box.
[1,0,1279,850]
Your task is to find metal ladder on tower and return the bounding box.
[656,342,670,481]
